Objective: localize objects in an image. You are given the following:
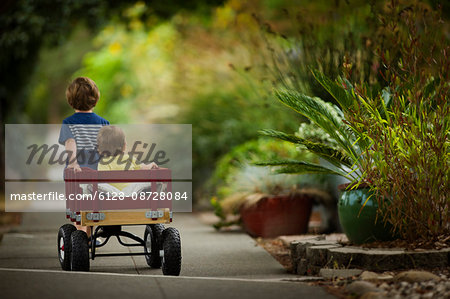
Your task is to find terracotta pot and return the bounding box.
[239,194,313,238]
[338,183,397,244]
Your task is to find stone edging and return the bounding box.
[290,236,450,275]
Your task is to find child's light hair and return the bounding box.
[97,126,125,157]
[66,77,100,111]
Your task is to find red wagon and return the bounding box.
[57,167,181,275]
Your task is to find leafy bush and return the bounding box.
[349,88,449,241]
[345,1,450,242]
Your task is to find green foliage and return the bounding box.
[252,0,449,107]
[0,0,137,123]
[1,0,224,123]
[252,0,382,103]
[25,26,95,123]
[260,0,449,242]
[257,1,449,243]
[181,68,300,193]
[73,21,179,123]
[256,160,344,176]
[352,92,449,240]
[274,89,359,161]
[296,122,340,149]
[345,1,450,242]
[261,77,374,183]
[259,129,352,170]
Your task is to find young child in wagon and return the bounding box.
[96,125,159,192]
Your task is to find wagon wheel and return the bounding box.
[161,227,181,276]
[70,230,90,271]
[57,224,77,271]
[144,224,165,268]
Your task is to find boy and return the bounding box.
[59,77,109,235]
[97,125,159,188]
[59,77,109,172]
[93,126,159,238]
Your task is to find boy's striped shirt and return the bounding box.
[58,112,109,169]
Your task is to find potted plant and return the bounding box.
[217,164,339,238]
[210,138,337,237]
[259,70,398,244]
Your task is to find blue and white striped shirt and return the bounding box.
[59,112,109,169]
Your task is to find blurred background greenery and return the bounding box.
[1,0,448,211]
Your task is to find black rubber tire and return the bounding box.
[161,227,181,276]
[70,230,90,271]
[144,224,165,268]
[57,224,77,271]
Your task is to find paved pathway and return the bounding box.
[0,212,335,298]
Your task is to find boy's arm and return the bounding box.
[65,138,81,172]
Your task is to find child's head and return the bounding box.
[66,77,100,111]
[97,126,126,157]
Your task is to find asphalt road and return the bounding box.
[0,212,335,299]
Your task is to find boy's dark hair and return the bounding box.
[97,126,126,157]
[66,77,100,111]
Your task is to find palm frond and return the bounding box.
[259,129,303,144]
[260,129,353,168]
[274,89,359,162]
[302,141,353,168]
[255,160,347,177]
[311,69,353,110]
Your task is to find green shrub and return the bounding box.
[346,1,450,241]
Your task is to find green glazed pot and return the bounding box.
[338,185,396,244]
